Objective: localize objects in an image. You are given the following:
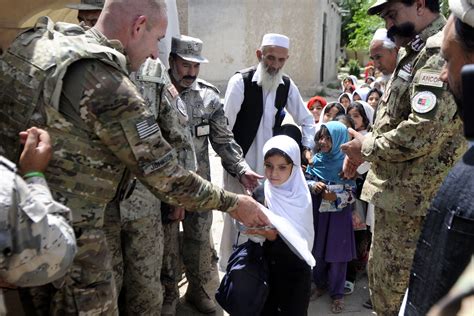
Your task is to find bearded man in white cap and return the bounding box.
[219,33,316,271]
[401,1,474,315]
[370,28,399,82]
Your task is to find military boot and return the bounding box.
[184,284,216,314]
[161,284,179,316]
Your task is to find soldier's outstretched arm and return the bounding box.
[62,60,269,227]
[0,128,76,287]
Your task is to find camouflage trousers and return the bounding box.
[161,210,215,292]
[20,228,118,316]
[161,221,181,298]
[103,190,164,316]
[368,207,424,315]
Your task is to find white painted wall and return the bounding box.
[178,0,341,97]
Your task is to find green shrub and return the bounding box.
[348,59,361,78]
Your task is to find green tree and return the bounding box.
[339,0,384,50]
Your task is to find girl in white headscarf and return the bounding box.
[246,135,314,315]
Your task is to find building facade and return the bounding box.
[176,0,342,97]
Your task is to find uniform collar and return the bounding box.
[406,15,446,53]
[87,28,125,53]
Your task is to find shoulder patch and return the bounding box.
[197,78,220,94]
[412,91,437,114]
[176,97,188,116]
[167,84,179,98]
[417,71,444,88]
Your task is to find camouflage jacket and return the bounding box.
[0,18,238,228]
[0,156,76,287]
[179,78,249,180]
[134,58,197,171]
[119,58,198,221]
[361,15,467,216]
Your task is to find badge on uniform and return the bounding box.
[398,63,413,81]
[176,98,188,116]
[136,117,160,139]
[195,124,210,137]
[417,72,444,88]
[412,91,437,113]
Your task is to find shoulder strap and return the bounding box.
[273,75,291,135]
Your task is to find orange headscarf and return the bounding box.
[307,96,327,110]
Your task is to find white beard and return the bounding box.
[256,62,283,92]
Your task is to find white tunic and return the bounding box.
[223,70,316,175]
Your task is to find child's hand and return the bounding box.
[245,228,278,241]
[322,190,337,202]
[313,182,327,193]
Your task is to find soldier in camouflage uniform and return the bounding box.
[163,35,262,314]
[0,128,76,314]
[340,1,467,314]
[103,56,197,315]
[0,1,268,314]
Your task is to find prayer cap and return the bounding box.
[261,33,290,49]
[450,0,474,28]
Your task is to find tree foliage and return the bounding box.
[339,0,384,50]
[340,0,451,50]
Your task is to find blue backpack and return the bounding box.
[215,239,269,315]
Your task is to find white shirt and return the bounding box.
[224,70,316,175]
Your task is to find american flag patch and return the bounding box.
[136,117,160,139]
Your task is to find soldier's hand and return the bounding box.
[168,206,185,222]
[341,156,359,179]
[244,227,278,241]
[340,128,365,164]
[229,195,270,227]
[239,170,264,192]
[19,127,52,174]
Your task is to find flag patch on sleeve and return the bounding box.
[136,117,160,139]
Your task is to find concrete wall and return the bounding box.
[176,0,341,97]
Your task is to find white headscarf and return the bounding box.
[352,100,374,174]
[355,100,375,127]
[262,135,315,267]
[352,86,371,102]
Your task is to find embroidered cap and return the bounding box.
[261,33,290,49]
[66,0,104,10]
[450,0,474,28]
[171,35,209,64]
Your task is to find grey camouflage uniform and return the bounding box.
[103,58,196,315]
[0,156,76,314]
[360,16,467,315]
[169,77,250,291]
[0,18,238,316]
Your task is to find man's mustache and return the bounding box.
[183,76,196,81]
[387,22,416,40]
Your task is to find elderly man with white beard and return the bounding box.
[219,33,316,271]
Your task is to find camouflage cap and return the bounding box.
[367,0,391,15]
[171,35,209,64]
[66,0,104,11]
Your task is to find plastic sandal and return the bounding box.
[344,280,354,295]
